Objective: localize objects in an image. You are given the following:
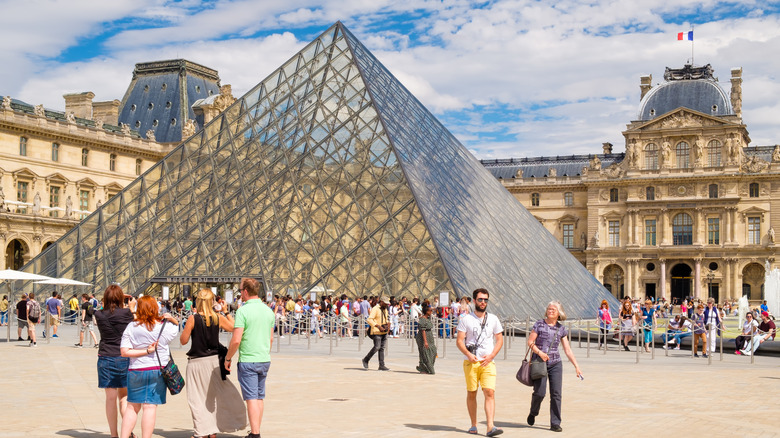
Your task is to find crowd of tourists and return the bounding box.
[598,296,776,356]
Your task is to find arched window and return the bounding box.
[646,187,655,201]
[109,153,117,172]
[19,136,27,156]
[707,140,721,167]
[676,141,690,169]
[672,213,693,245]
[749,182,759,198]
[531,193,540,207]
[564,192,573,207]
[644,143,658,170]
[52,143,59,162]
[136,159,142,175]
[81,148,89,166]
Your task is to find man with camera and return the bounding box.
[456,288,504,437]
[362,296,390,371]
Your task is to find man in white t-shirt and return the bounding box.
[456,288,504,437]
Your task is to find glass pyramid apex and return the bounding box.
[24,22,616,318]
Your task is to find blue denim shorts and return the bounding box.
[127,369,167,405]
[97,356,129,389]
[237,362,270,401]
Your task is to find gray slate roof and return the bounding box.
[480,153,625,179]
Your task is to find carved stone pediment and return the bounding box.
[630,109,729,132]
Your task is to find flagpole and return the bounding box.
[691,24,694,65]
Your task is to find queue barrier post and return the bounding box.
[586,320,591,358]
[635,323,640,364]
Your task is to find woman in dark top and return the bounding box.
[94,285,136,438]
[179,288,246,438]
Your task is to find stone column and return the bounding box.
[694,208,703,245]
[724,259,732,300]
[723,209,730,243]
[694,258,702,299]
[730,208,737,244]
[660,259,667,301]
[627,210,634,245]
[660,208,669,245]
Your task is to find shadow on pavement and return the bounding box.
[404,424,461,432]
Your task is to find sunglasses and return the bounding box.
[475,298,489,303]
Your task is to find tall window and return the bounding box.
[562,224,574,249]
[645,143,658,170]
[645,219,656,246]
[81,148,89,166]
[749,182,759,198]
[646,187,655,201]
[709,184,718,199]
[564,192,573,207]
[19,137,28,156]
[531,193,540,207]
[608,221,620,247]
[49,186,60,218]
[672,213,693,245]
[136,158,142,175]
[52,143,59,162]
[79,190,89,219]
[609,188,619,202]
[676,141,690,169]
[707,140,721,167]
[17,181,29,214]
[109,153,117,172]
[708,218,720,245]
[748,217,761,244]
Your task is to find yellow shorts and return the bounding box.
[463,360,496,392]
[47,314,60,326]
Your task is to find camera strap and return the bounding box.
[473,312,489,349]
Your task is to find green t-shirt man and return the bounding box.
[183,298,193,313]
[234,298,275,363]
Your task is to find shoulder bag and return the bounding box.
[516,343,533,386]
[155,320,185,395]
[530,324,559,380]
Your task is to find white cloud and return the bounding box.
[5,0,780,158]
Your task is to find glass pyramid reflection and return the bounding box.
[24,22,616,318]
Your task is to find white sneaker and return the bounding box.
[674,345,680,350]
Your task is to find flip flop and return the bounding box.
[486,427,504,437]
[467,426,478,434]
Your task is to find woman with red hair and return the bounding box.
[120,296,178,438]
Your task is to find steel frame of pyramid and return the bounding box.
[24,22,616,318]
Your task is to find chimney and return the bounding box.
[63,92,95,119]
[602,142,613,154]
[730,67,742,120]
[92,99,120,125]
[640,74,652,100]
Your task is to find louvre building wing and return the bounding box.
[24,22,615,318]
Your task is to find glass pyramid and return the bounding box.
[24,22,616,318]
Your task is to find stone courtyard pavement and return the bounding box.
[1,324,778,438]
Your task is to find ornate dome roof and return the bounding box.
[637,64,733,121]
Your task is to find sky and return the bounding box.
[2,0,780,159]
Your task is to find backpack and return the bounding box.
[28,300,41,319]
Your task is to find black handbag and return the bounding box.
[530,325,559,380]
[155,321,185,395]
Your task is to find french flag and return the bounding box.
[677,31,693,41]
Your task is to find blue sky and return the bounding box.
[3,0,780,158]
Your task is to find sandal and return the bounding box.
[467,426,478,434]
[486,427,504,437]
